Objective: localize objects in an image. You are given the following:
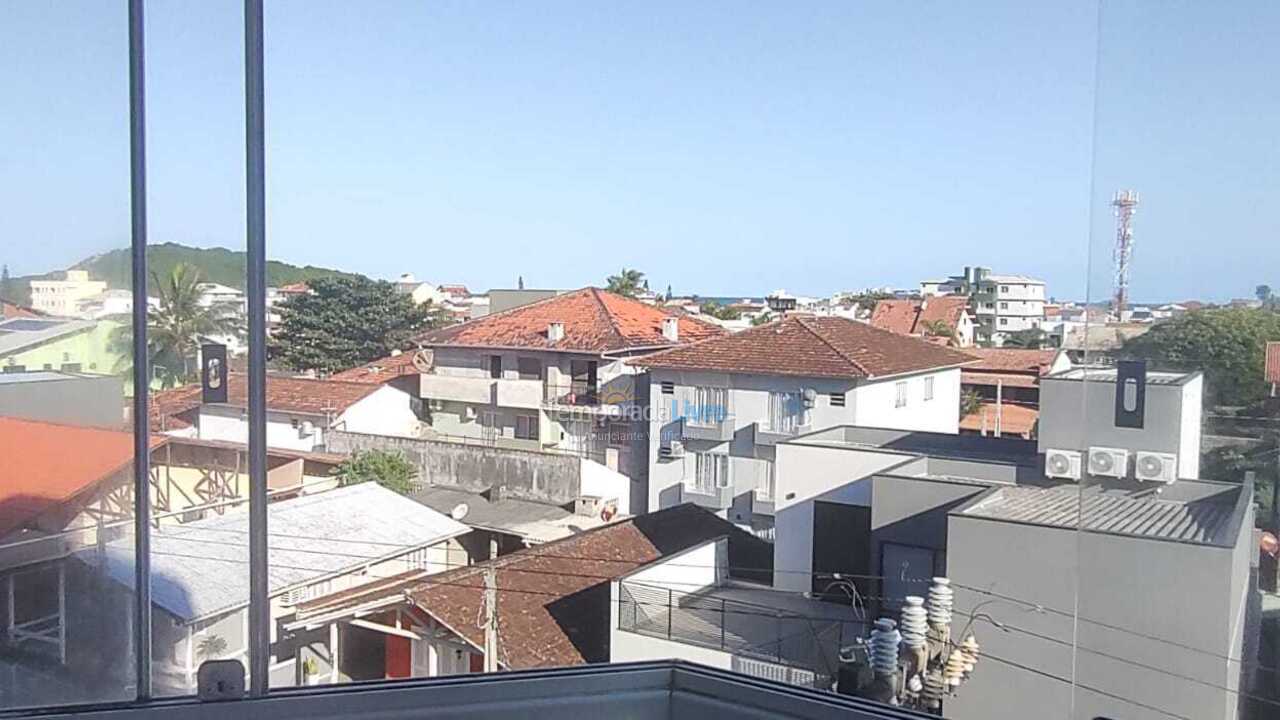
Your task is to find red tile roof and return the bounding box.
[869,297,970,342]
[631,315,978,380]
[963,348,1058,374]
[437,284,470,297]
[1,299,40,319]
[297,504,764,669]
[1267,342,1280,385]
[149,384,204,431]
[961,372,1039,389]
[0,418,166,537]
[417,287,724,354]
[960,402,1038,438]
[329,350,427,384]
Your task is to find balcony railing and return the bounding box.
[543,380,600,407]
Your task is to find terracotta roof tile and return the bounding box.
[963,348,1058,374]
[1,300,41,319]
[297,504,768,669]
[149,384,204,431]
[1268,342,1280,385]
[960,371,1039,389]
[417,287,724,354]
[869,297,969,341]
[329,350,426,384]
[0,418,166,537]
[631,315,978,379]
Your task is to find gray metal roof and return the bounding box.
[956,484,1241,546]
[0,371,82,385]
[90,483,470,623]
[411,485,605,543]
[1044,367,1195,385]
[0,318,96,356]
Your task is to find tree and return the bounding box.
[334,449,418,495]
[1257,284,1274,310]
[605,268,646,298]
[959,388,983,418]
[1121,307,1280,406]
[197,634,228,660]
[270,276,443,373]
[0,264,12,301]
[750,311,773,326]
[921,319,958,346]
[1001,327,1046,349]
[699,301,741,321]
[110,263,243,387]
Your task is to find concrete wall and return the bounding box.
[1039,373,1202,479]
[336,385,421,440]
[945,513,1246,720]
[625,539,727,593]
[771,443,917,592]
[578,457,632,516]
[327,430,586,506]
[0,373,123,428]
[850,368,961,434]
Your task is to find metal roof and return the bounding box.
[89,483,470,623]
[412,485,608,543]
[0,318,96,356]
[0,371,83,385]
[955,485,1242,546]
[1045,367,1195,385]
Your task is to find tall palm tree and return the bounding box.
[110,263,244,387]
[605,268,646,298]
[1001,328,1046,349]
[921,319,958,346]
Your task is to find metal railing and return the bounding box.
[543,380,600,406]
[617,581,849,689]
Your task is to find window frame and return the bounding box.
[894,380,908,408]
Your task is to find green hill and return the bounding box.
[74,243,365,290]
[5,243,364,304]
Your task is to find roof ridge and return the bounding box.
[792,315,872,376]
[588,287,630,349]
[417,287,593,341]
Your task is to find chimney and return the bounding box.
[547,322,565,342]
[661,316,679,342]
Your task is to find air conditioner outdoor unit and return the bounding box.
[661,440,685,458]
[1044,449,1082,481]
[1088,447,1130,479]
[1134,451,1178,483]
[802,388,818,409]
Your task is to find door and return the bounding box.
[811,502,872,606]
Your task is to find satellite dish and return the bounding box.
[450,503,469,521]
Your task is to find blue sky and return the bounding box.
[2,1,1276,302]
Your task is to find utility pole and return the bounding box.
[482,564,499,673]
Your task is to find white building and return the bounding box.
[920,267,1046,344]
[28,270,108,317]
[630,315,977,529]
[394,274,446,306]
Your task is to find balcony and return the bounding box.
[677,482,734,510]
[21,661,911,720]
[682,415,736,443]
[417,373,542,409]
[542,380,631,417]
[750,421,811,447]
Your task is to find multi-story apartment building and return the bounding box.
[28,270,108,317]
[629,315,977,527]
[409,287,723,510]
[920,266,1047,345]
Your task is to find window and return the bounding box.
[516,357,541,380]
[60,363,82,372]
[690,453,729,493]
[515,415,538,441]
[755,460,775,501]
[660,380,675,395]
[999,317,1008,326]
[894,381,907,408]
[2,365,25,374]
[829,392,845,407]
[488,355,502,378]
[1000,285,1009,293]
[767,391,806,433]
[999,301,1008,309]
[689,386,727,425]
[923,376,934,401]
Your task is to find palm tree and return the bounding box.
[1001,328,1046,349]
[605,268,646,298]
[921,319,958,346]
[110,263,243,387]
[959,388,983,418]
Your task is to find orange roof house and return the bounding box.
[870,296,974,347]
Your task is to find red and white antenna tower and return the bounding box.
[1111,190,1140,315]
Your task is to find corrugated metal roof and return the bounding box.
[89,483,470,622]
[412,485,608,543]
[958,485,1240,545]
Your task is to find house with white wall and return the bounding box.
[919,267,1047,345]
[192,374,422,452]
[408,287,724,511]
[629,315,977,528]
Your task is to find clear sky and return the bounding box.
[2,1,1276,302]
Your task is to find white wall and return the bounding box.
[578,457,632,516]
[852,368,961,434]
[625,539,727,593]
[772,442,916,591]
[198,406,324,452]
[338,385,420,439]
